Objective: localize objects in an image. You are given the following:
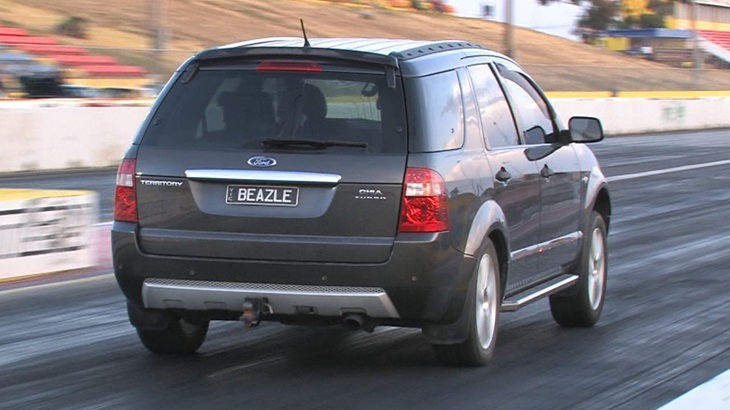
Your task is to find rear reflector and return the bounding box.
[114,158,138,223]
[398,168,449,233]
[256,61,322,72]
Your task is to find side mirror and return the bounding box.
[569,116,604,143]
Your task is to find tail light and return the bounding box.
[398,168,449,233]
[114,158,138,223]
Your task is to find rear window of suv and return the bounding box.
[141,63,407,154]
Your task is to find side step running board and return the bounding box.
[500,274,579,312]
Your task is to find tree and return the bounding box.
[535,0,670,37]
[578,0,621,32]
[638,12,666,28]
[647,0,673,17]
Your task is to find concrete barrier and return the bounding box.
[0,96,728,174]
[0,95,728,281]
[0,105,149,173]
[0,188,98,281]
[551,97,730,135]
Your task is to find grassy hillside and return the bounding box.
[2,0,730,91]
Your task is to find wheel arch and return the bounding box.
[488,229,509,300]
[463,199,510,299]
[584,165,611,232]
[592,187,611,232]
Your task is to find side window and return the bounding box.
[496,64,555,145]
[466,64,519,149]
[405,71,464,152]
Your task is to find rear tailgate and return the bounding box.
[134,56,407,263]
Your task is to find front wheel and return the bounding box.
[550,211,607,327]
[432,241,501,366]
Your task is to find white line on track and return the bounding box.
[658,369,730,409]
[606,159,730,182]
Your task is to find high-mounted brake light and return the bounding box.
[114,158,138,223]
[398,168,449,233]
[256,61,322,73]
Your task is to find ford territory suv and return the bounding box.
[113,37,611,366]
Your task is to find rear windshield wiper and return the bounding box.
[261,138,368,149]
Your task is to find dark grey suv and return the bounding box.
[113,37,611,366]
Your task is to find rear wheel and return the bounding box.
[136,317,209,354]
[432,241,500,366]
[550,211,607,327]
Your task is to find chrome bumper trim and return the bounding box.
[142,279,400,318]
[184,169,341,185]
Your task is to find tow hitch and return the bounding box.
[239,297,273,328]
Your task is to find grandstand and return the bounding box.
[0,26,149,97]
[700,30,730,50]
[575,0,730,67]
[668,0,730,65]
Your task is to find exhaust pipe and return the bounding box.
[342,313,366,331]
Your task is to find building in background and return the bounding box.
[598,0,730,67]
[450,0,583,40]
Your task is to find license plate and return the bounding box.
[226,185,299,207]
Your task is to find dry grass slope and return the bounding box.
[2,0,730,90]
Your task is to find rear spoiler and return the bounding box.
[195,46,399,69]
[192,46,400,87]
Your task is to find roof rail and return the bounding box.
[390,41,485,60]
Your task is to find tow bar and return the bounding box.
[239,297,273,328]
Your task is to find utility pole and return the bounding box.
[150,0,166,56]
[505,0,515,59]
[690,0,701,86]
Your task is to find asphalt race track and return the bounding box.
[1,129,729,409]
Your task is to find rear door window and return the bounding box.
[141,63,406,154]
[466,64,520,149]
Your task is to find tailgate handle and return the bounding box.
[185,169,342,185]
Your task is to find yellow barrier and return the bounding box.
[0,188,91,201]
[545,90,730,99]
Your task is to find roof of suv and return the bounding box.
[191,37,513,78]
[216,37,487,60]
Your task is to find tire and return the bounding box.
[432,241,501,366]
[136,317,209,354]
[550,211,607,327]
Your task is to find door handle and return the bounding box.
[495,167,512,182]
[541,164,554,178]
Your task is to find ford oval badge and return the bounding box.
[247,156,277,168]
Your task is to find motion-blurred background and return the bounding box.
[1,0,730,98]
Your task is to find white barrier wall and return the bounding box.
[0,97,727,281]
[551,97,730,135]
[0,105,149,173]
[1,98,729,174]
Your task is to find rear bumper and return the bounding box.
[142,278,399,318]
[112,222,476,325]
